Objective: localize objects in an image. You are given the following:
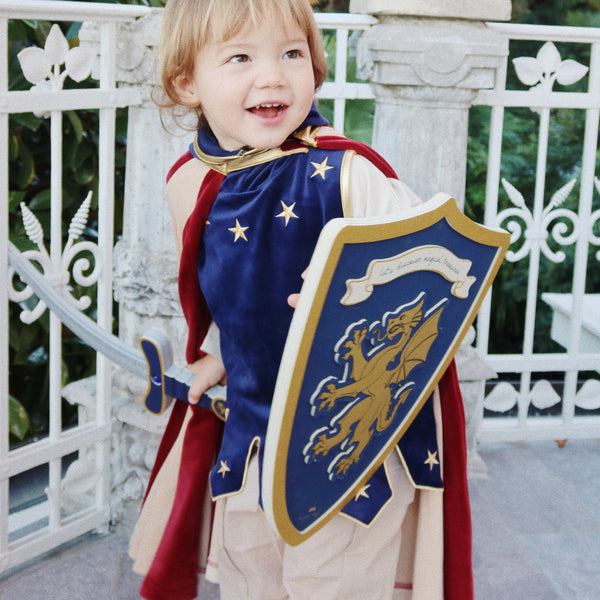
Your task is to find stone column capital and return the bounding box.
[350,0,511,21]
[356,19,508,93]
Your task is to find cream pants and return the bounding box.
[208,454,415,600]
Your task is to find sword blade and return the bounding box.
[7,241,223,416]
[8,240,148,379]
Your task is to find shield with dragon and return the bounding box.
[262,194,510,546]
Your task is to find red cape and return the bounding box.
[139,135,473,600]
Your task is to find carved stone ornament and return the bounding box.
[112,240,181,317]
[357,20,508,92]
[79,10,162,93]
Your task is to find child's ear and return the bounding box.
[172,74,199,107]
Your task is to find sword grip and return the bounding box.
[139,329,227,419]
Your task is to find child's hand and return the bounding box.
[186,354,226,405]
[287,268,309,309]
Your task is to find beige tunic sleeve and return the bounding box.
[341,152,421,218]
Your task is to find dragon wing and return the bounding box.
[392,305,444,384]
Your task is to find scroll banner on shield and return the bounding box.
[262,193,510,546]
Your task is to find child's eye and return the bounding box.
[284,49,301,59]
[229,54,249,64]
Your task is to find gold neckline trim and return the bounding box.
[192,126,322,175]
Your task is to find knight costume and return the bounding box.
[129,108,473,600]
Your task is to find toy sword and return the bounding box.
[7,240,226,417]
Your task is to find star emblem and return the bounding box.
[310,157,334,180]
[228,219,249,242]
[276,201,299,226]
[354,484,370,501]
[217,460,230,477]
[424,450,439,471]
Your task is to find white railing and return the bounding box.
[474,22,600,442]
[0,1,377,574]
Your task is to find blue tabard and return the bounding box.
[190,114,442,527]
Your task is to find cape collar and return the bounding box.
[190,104,329,175]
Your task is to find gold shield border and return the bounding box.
[263,194,510,546]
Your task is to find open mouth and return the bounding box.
[248,103,285,118]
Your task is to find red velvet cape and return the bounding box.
[139,135,473,600]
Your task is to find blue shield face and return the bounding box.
[263,195,509,546]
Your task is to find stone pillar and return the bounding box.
[350,0,510,208]
[111,10,192,513]
[81,11,190,517]
[454,329,496,479]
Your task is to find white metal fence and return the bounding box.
[474,23,600,442]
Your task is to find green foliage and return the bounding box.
[512,0,600,25]
[9,395,31,441]
[466,40,599,355]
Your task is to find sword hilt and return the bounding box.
[139,329,227,420]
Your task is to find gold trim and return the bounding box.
[140,337,168,416]
[193,135,309,175]
[292,125,321,147]
[340,150,355,217]
[211,397,228,422]
[209,436,261,501]
[339,458,396,528]
[394,446,445,492]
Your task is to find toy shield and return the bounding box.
[262,194,509,546]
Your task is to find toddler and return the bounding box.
[129,1,473,599]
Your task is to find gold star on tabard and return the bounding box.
[354,484,370,501]
[218,460,230,477]
[276,201,299,226]
[310,157,334,180]
[228,219,249,242]
[424,450,439,471]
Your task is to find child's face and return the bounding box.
[177,20,316,151]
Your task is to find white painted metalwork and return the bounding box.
[315,13,377,131]
[475,23,600,442]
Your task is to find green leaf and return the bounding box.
[9,133,19,161]
[9,395,31,440]
[8,190,26,212]
[29,188,51,211]
[16,143,35,189]
[66,22,82,41]
[73,164,95,186]
[66,110,84,144]
[12,112,41,132]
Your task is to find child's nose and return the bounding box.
[255,59,285,88]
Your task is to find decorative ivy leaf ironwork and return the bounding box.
[17,23,96,93]
[513,41,588,92]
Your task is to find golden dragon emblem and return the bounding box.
[304,294,445,478]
